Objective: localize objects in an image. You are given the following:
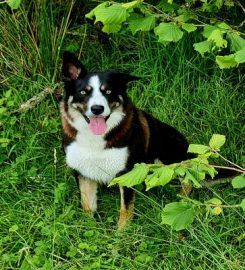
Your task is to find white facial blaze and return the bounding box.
[87,75,110,116]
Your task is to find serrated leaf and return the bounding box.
[188,144,210,154]
[128,14,155,35]
[234,47,245,64]
[181,23,197,33]
[102,24,122,34]
[193,40,212,56]
[214,0,224,8]
[175,166,187,177]
[217,22,231,30]
[232,175,245,189]
[154,23,183,43]
[240,198,245,211]
[146,166,174,190]
[176,10,197,23]
[157,0,179,12]
[86,3,129,33]
[85,2,109,20]
[121,0,141,9]
[110,163,149,187]
[6,0,21,9]
[216,54,237,69]
[209,134,226,150]
[228,33,245,52]
[208,29,227,48]
[162,202,195,231]
[203,25,218,38]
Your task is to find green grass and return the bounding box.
[0,2,245,269]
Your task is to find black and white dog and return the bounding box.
[60,52,192,228]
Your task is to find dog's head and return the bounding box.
[62,51,139,135]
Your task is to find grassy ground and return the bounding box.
[0,2,245,269]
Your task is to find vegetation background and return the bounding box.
[0,0,244,269]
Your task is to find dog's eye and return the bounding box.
[80,90,86,95]
[106,90,111,95]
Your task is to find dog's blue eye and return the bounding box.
[106,90,111,95]
[80,90,86,95]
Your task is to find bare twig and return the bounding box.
[12,85,62,114]
[202,177,233,187]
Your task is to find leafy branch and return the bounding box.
[109,134,245,231]
[86,0,245,69]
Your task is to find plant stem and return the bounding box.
[213,151,245,172]
[211,165,244,174]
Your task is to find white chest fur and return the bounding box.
[66,131,129,184]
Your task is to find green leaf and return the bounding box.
[224,0,234,6]
[0,138,10,147]
[193,40,212,56]
[121,0,141,9]
[102,24,122,34]
[216,54,237,69]
[5,90,12,98]
[228,33,245,52]
[217,22,231,31]
[110,163,149,187]
[188,144,210,154]
[240,198,245,211]
[181,23,197,33]
[128,14,155,35]
[6,0,21,9]
[211,206,222,215]
[175,166,187,177]
[157,0,179,12]
[154,23,183,43]
[202,25,218,38]
[209,134,226,150]
[146,166,174,190]
[9,224,19,232]
[86,3,129,33]
[176,10,197,23]
[214,0,224,9]
[208,29,227,48]
[207,198,222,205]
[162,202,195,231]
[232,175,245,189]
[234,47,245,64]
[85,2,109,20]
[184,171,202,188]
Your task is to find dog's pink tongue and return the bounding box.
[88,117,107,135]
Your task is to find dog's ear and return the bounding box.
[62,51,87,80]
[107,71,140,85]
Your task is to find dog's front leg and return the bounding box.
[118,186,135,230]
[77,175,98,213]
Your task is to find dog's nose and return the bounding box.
[91,105,104,115]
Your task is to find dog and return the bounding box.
[60,51,193,229]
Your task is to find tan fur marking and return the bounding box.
[106,102,134,148]
[78,176,98,213]
[118,187,135,230]
[100,84,107,91]
[138,110,150,154]
[60,102,77,139]
[85,85,92,91]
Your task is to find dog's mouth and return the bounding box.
[83,115,110,135]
